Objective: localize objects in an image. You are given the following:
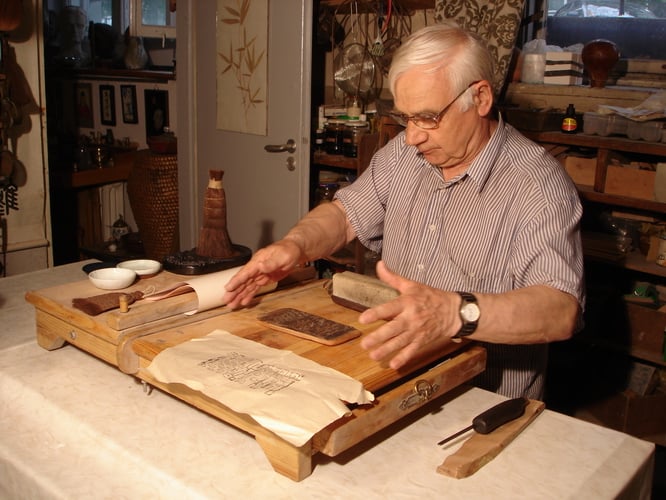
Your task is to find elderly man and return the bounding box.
[224,23,584,399]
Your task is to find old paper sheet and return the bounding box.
[144,266,276,315]
[146,330,374,446]
[598,91,666,121]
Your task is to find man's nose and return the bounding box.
[404,122,428,146]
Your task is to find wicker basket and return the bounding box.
[127,150,179,262]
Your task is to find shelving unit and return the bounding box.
[311,132,379,274]
[526,130,666,353]
[310,115,404,276]
[524,129,666,445]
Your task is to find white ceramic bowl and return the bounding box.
[117,259,162,277]
[89,268,137,290]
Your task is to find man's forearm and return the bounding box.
[282,200,355,263]
[473,285,580,344]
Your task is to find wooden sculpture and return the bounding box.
[196,170,235,259]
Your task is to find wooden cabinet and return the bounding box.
[526,130,666,445]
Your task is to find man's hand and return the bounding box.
[223,239,303,309]
[359,261,460,370]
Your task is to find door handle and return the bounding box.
[264,139,296,154]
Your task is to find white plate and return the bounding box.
[117,259,162,276]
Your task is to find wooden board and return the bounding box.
[24,268,318,373]
[26,270,201,331]
[130,283,486,481]
[437,399,546,479]
[131,283,472,392]
[27,273,486,482]
[258,307,361,345]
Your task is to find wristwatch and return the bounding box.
[453,292,480,340]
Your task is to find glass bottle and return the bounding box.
[562,104,578,134]
[324,120,345,155]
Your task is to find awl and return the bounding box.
[437,397,529,446]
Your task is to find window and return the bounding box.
[131,0,176,39]
[65,0,130,34]
[546,0,666,58]
[62,0,175,39]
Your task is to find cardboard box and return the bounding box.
[626,302,666,360]
[583,389,666,437]
[544,52,583,85]
[563,155,596,186]
[605,165,656,200]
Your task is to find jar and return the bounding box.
[324,120,345,155]
[315,183,339,205]
[314,128,325,152]
[112,214,130,242]
[343,120,369,158]
[657,232,666,267]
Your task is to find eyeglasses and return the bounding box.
[389,81,480,130]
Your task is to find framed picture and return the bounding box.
[144,89,169,138]
[120,85,138,124]
[75,82,94,128]
[99,85,116,126]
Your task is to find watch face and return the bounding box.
[461,302,480,322]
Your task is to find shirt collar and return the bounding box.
[447,114,506,193]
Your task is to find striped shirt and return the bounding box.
[335,118,584,399]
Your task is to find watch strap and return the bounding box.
[453,291,479,339]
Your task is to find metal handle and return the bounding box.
[264,139,296,154]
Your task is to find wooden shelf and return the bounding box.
[524,131,666,157]
[312,151,359,171]
[67,150,137,188]
[585,248,666,279]
[313,132,379,174]
[577,185,666,215]
[50,67,175,83]
[524,131,666,217]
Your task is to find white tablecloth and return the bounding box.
[0,262,655,499]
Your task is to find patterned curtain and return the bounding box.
[434,0,526,94]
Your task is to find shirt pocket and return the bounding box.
[444,248,515,294]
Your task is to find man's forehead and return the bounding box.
[394,71,451,112]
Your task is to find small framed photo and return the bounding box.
[99,85,116,126]
[121,85,138,124]
[144,89,169,138]
[75,83,94,128]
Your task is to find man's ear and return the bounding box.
[473,80,494,116]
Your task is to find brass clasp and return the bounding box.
[399,379,439,411]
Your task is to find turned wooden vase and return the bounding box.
[582,39,620,88]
